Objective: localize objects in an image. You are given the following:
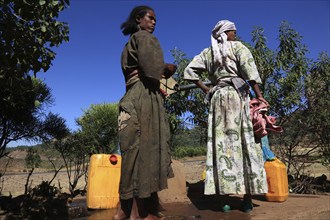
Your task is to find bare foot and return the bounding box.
[113,212,129,220]
[113,206,129,220]
[113,214,128,220]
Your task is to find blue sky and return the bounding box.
[10,0,330,146]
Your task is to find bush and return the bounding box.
[173,146,206,159]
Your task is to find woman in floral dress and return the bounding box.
[183,20,269,213]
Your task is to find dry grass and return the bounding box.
[0,150,85,197]
[1,151,329,197]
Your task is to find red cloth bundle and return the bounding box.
[249,99,283,138]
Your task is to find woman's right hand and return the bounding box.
[163,63,177,79]
[248,80,269,107]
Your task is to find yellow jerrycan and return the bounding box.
[264,158,289,202]
[86,154,121,209]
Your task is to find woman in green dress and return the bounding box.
[113,5,175,220]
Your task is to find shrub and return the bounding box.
[173,146,206,159]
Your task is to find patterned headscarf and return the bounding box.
[211,20,236,66]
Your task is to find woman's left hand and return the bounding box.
[257,97,270,107]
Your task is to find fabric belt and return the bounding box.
[125,69,166,96]
[204,77,250,104]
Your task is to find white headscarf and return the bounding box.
[211,20,236,66]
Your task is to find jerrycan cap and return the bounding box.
[109,154,118,165]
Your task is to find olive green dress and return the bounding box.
[118,30,173,200]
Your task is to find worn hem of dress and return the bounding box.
[120,186,169,200]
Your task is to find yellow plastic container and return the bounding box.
[86,154,121,209]
[264,158,289,202]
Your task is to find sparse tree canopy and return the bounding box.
[305,53,330,166]
[0,0,70,158]
[25,147,41,169]
[165,48,209,146]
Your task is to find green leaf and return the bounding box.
[39,0,46,5]
[37,38,42,44]
[41,26,46,32]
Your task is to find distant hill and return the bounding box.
[1,146,64,173]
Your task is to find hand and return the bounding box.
[203,86,210,94]
[257,97,269,107]
[163,63,177,79]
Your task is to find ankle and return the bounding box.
[113,200,131,220]
[243,194,252,201]
[241,196,253,213]
[221,204,231,212]
[219,195,231,212]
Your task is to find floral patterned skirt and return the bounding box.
[204,86,268,195]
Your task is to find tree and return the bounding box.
[25,147,41,169]
[49,103,119,196]
[165,48,209,148]
[264,21,309,122]
[0,0,70,158]
[249,21,310,176]
[171,125,207,149]
[0,0,69,76]
[76,103,119,154]
[305,52,330,167]
[53,133,89,196]
[24,147,41,194]
[0,78,70,159]
[250,26,275,88]
[248,21,309,122]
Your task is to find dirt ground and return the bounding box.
[1,155,330,219]
[0,156,206,197]
[74,193,330,220]
[73,157,330,220]
[1,155,329,197]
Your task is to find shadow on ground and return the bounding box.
[187,181,264,212]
